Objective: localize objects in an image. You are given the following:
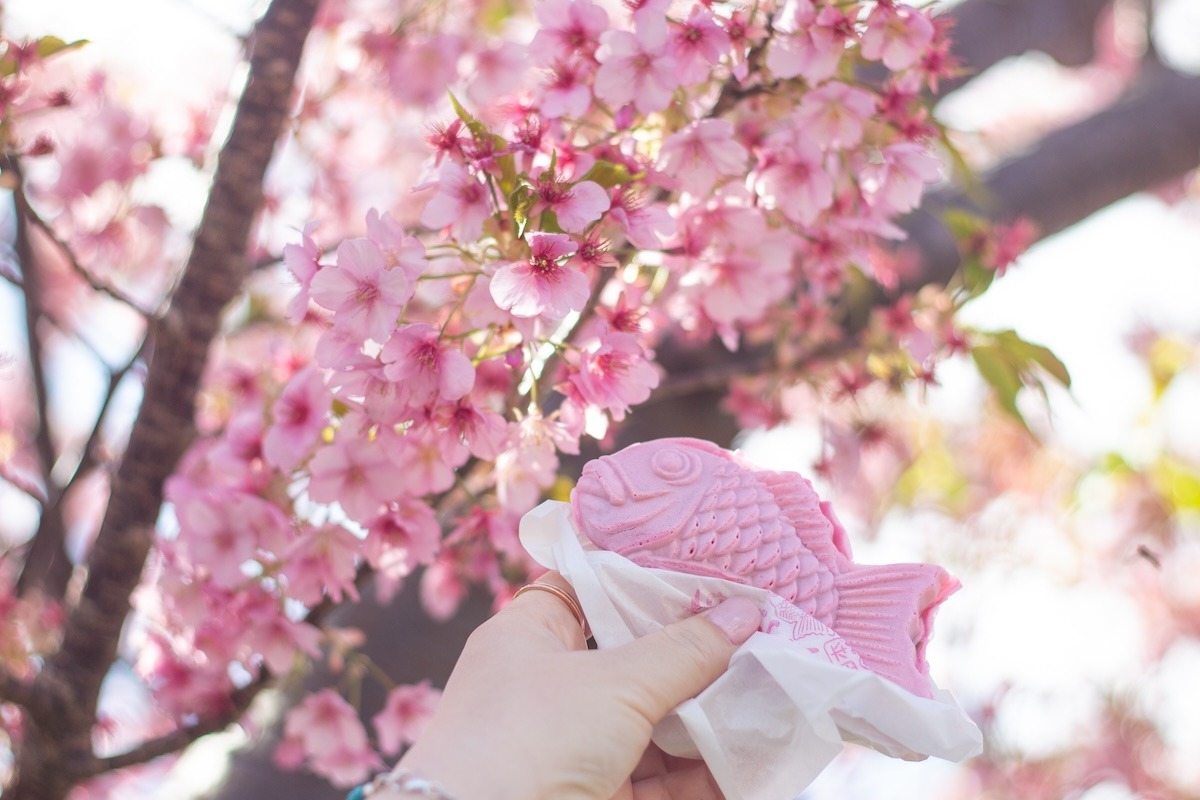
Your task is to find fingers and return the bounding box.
[594,597,760,722]
[505,572,589,651]
[631,761,725,800]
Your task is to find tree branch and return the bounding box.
[21,199,155,317]
[60,337,148,496]
[0,665,36,710]
[6,157,73,601]
[87,671,272,775]
[940,0,1113,94]
[904,64,1200,293]
[8,0,321,796]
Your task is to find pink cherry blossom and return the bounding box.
[569,229,618,272]
[364,497,442,580]
[861,2,935,71]
[723,7,769,81]
[861,142,943,214]
[365,209,426,283]
[332,363,416,428]
[625,0,672,40]
[657,119,748,196]
[490,232,589,319]
[174,489,259,587]
[531,174,609,232]
[466,41,529,106]
[239,592,322,674]
[206,409,267,491]
[310,238,413,343]
[380,323,476,405]
[419,160,492,241]
[283,221,322,321]
[314,324,369,371]
[566,328,660,421]
[678,231,794,331]
[594,26,680,116]
[420,557,466,621]
[306,437,398,522]
[283,689,379,787]
[382,33,464,108]
[136,633,233,720]
[437,398,510,460]
[263,367,329,472]
[669,6,731,84]
[494,412,567,511]
[766,0,843,85]
[284,689,367,754]
[373,681,442,756]
[423,118,464,166]
[309,743,381,789]
[382,427,464,496]
[609,191,676,249]
[284,524,362,605]
[750,133,835,226]
[791,82,877,149]
[540,59,593,119]
[529,0,610,65]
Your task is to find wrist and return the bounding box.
[396,737,535,800]
[348,767,457,800]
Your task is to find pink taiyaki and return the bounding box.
[570,437,960,699]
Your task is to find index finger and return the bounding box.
[504,572,590,651]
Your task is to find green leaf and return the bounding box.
[894,444,969,511]
[993,329,1071,388]
[537,209,563,234]
[36,36,89,59]
[496,152,518,196]
[581,159,641,188]
[1153,458,1200,513]
[509,185,534,238]
[936,126,984,199]
[970,329,1072,434]
[1147,335,1193,400]
[1098,452,1134,475]
[447,91,489,142]
[971,343,1029,431]
[837,264,876,334]
[941,209,995,301]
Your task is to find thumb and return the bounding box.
[596,597,761,722]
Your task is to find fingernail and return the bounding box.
[705,597,761,644]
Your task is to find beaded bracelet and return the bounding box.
[346,768,457,800]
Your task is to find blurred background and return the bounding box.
[2,0,1199,798]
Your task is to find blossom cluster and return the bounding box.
[0,0,989,791]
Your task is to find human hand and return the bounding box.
[390,573,761,800]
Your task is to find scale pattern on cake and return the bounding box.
[570,437,959,699]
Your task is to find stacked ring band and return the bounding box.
[513,581,588,635]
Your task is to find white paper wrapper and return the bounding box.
[520,500,983,800]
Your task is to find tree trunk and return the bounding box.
[6,0,320,796]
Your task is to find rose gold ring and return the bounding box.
[514,581,588,635]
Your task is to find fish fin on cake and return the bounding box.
[832,564,960,699]
[758,470,849,565]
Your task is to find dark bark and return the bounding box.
[5,0,320,797]
[7,163,73,600]
[941,0,1113,93]
[904,64,1200,293]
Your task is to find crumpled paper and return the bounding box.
[520,500,983,800]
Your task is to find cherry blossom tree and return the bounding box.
[0,0,1196,798]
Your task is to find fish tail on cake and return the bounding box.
[831,564,960,699]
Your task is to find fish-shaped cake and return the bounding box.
[570,437,959,699]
